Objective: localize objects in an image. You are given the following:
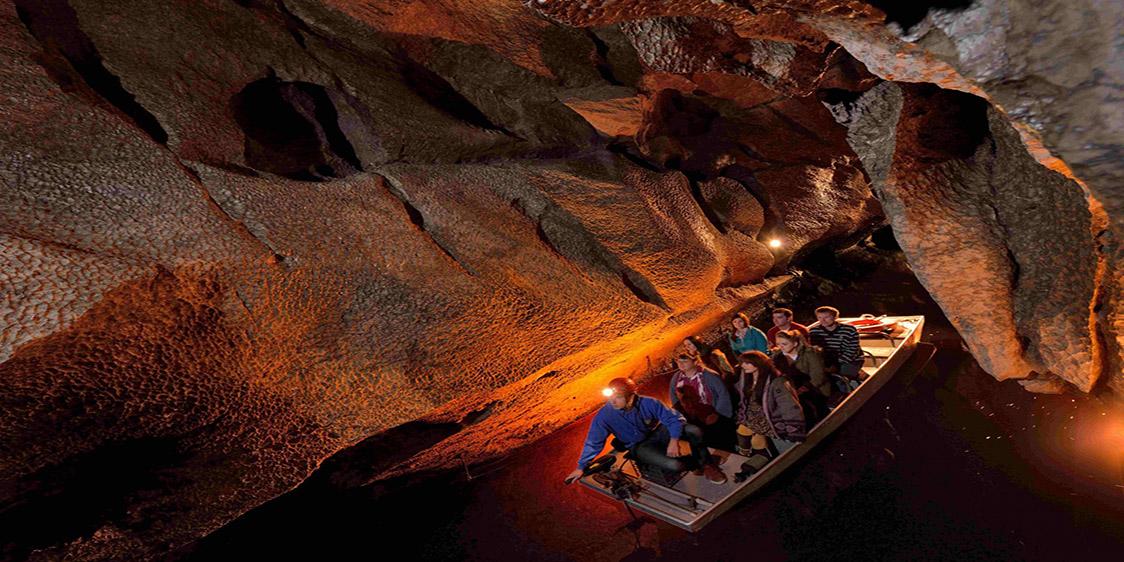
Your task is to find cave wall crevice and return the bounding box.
[13,0,169,146]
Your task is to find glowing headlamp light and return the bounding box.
[602,387,615,397]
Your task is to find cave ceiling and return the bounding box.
[0,0,1120,559]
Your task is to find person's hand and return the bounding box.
[564,468,584,484]
[665,438,680,457]
[705,413,719,425]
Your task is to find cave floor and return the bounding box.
[182,249,1124,561]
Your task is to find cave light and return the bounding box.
[768,238,783,249]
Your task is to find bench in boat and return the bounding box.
[577,315,927,531]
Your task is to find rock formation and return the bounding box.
[0,0,1119,559]
[827,83,1101,391]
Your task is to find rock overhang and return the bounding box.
[1,0,1120,558]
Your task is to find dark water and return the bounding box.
[182,247,1124,561]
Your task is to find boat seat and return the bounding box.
[864,347,895,358]
[633,459,687,487]
[861,350,883,369]
[860,330,905,346]
[861,345,896,369]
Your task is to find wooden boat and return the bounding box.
[577,315,926,531]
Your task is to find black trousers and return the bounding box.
[630,423,710,472]
[702,415,737,452]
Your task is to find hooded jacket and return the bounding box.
[763,375,807,441]
[771,344,830,398]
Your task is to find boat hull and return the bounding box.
[577,316,926,531]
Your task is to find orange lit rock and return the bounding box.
[807,0,1123,239]
[641,71,781,109]
[0,3,260,364]
[697,177,766,239]
[307,0,562,78]
[527,0,882,38]
[0,267,337,560]
[562,92,644,138]
[619,16,837,96]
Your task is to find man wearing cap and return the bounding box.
[564,377,727,485]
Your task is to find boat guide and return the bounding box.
[573,315,927,532]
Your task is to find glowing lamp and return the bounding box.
[768,239,782,249]
[602,387,614,397]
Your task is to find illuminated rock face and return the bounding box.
[0,0,1118,558]
[796,0,1123,394]
[827,83,1100,390]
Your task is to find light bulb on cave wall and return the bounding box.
[768,238,783,249]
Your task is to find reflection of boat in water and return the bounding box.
[577,316,928,532]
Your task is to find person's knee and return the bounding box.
[682,424,704,441]
[666,457,689,472]
[637,452,684,473]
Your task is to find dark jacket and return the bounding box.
[772,344,830,398]
[764,375,807,441]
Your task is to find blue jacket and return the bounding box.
[728,326,769,356]
[576,396,685,469]
[668,369,733,418]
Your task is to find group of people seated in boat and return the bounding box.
[564,306,865,486]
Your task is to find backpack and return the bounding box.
[772,351,829,426]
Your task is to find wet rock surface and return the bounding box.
[0,0,1120,559]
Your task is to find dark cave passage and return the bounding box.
[1,438,188,561]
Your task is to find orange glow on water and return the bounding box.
[1083,414,1124,456]
[1034,396,1124,496]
